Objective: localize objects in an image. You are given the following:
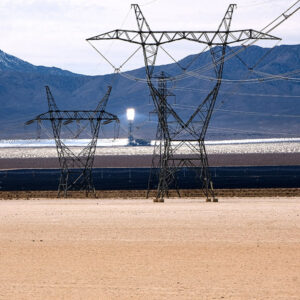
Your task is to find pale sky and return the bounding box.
[0,0,299,75]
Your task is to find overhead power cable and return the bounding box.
[215,108,300,118]
[239,0,282,8]
[186,69,300,84]
[208,126,298,136]
[172,86,300,98]
[118,66,300,85]
[172,103,300,118]
[186,0,300,78]
[158,0,300,82]
[87,40,116,70]
[87,1,299,85]
[140,0,159,6]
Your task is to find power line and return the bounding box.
[172,86,300,98]
[239,0,283,9]
[140,0,159,7]
[215,108,300,118]
[173,104,300,118]
[186,69,300,84]
[208,126,298,136]
[88,1,299,85]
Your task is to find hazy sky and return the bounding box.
[0,0,299,75]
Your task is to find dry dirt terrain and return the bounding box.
[0,198,299,299]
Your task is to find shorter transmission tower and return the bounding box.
[147,72,179,201]
[26,86,119,197]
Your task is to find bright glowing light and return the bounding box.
[126,108,135,121]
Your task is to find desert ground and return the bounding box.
[0,197,299,299]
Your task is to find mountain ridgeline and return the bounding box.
[0,45,299,140]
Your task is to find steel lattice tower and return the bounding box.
[87,4,280,202]
[147,71,179,201]
[26,86,119,197]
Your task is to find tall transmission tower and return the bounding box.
[26,86,119,197]
[87,4,280,202]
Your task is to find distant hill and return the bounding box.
[0,45,299,140]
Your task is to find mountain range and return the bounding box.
[0,45,299,140]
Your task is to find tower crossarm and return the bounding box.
[26,111,118,123]
[87,29,280,46]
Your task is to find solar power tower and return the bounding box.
[26,86,119,197]
[87,4,280,202]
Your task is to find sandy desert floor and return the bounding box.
[0,198,299,299]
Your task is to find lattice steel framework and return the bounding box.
[87,4,280,202]
[26,86,119,197]
[147,71,179,201]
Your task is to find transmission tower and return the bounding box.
[26,86,119,197]
[147,71,179,201]
[87,4,280,202]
